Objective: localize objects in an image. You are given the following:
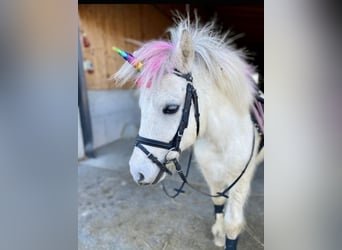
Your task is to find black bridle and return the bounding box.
[135,68,256,199]
[135,69,200,185]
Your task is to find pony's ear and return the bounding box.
[172,30,194,72]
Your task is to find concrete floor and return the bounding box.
[78,138,264,250]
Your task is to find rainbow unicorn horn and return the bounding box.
[112,46,143,72]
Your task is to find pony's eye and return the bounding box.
[163,104,179,114]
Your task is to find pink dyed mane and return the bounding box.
[134,41,174,88]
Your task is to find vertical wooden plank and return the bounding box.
[104,4,123,89]
[141,5,172,41]
[122,5,142,52]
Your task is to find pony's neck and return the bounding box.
[195,73,253,150]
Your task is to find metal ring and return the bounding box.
[165,147,176,158]
[165,147,180,163]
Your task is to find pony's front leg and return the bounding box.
[211,196,226,247]
[223,180,251,250]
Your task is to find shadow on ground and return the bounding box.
[78,138,264,250]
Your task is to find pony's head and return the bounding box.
[114,16,255,185]
[114,29,198,185]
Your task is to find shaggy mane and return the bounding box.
[135,41,174,88]
[114,14,256,110]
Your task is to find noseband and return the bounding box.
[135,69,200,184]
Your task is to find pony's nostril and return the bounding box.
[138,173,145,182]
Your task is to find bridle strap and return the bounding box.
[135,143,172,176]
[136,136,174,150]
[192,89,200,136]
[173,83,199,150]
[162,148,193,198]
[173,68,200,137]
[173,68,193,82]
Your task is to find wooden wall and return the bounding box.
[79,4,173,90]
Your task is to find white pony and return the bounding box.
[114,15,263,250]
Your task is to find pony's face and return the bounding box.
[129,73,197,185]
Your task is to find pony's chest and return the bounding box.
[194,137,247,169]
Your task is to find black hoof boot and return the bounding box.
[225,236,239,250]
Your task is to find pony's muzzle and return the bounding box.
[137,173,145,184]
[130,158,164,185]
[136,172,155,186]
[130,168,149,184]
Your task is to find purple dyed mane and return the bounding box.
[134,41,174,88]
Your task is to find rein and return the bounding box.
[135,69,256,199]
[163,128,255,199]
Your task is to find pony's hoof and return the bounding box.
[213,236,225,248]
[212,223,225,247]
[225,236,239,250]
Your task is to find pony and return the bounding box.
[114,14,264,250]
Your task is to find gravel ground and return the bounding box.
[78,139,264,250]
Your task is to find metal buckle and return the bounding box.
[176,168,183,174]
[165,147,176,162]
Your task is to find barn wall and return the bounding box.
[87,89,140,149]
[78,4,173,149]
[79,4,173,90]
